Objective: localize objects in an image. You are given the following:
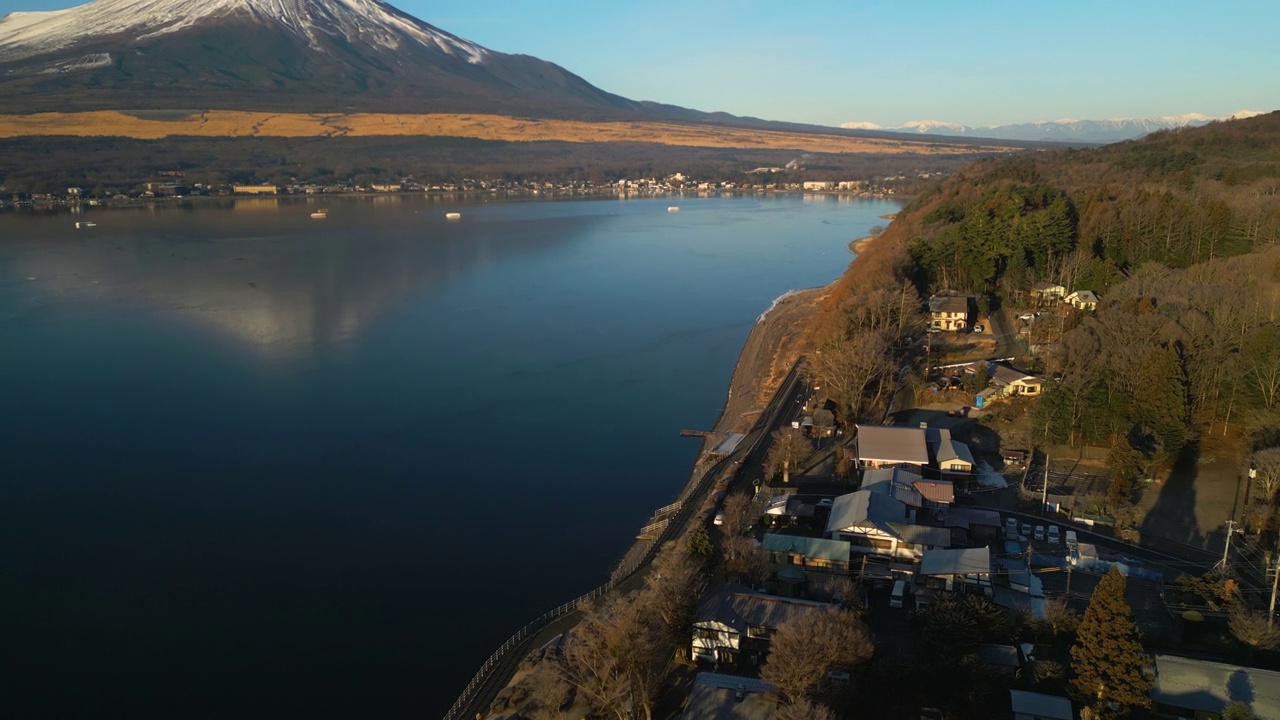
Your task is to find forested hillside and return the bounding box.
[905,111,1280,297]
[809,111,1280,488]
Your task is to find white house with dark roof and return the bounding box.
[854,424,930,470]
[925,427,976,478]
[825,490,951,560]
[987,362,1045,398]
[691,585,829,667]
[1065,289,1100,311]
[929,294,971,331]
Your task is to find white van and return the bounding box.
[1065,530,1079,551]
[889,580,906,609]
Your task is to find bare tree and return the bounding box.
[809,330,895,423]
[760,607,874,702]
[644,542,707,656]
[524,661,573,720]
[766,426,812,484]
[812,408,835,445]
[1251,448,1280,504]
[1229,607,1280,653]
[1033,598,1080,640]
[723,534,767,585]
[720,492,755,540]
[560,594,667,720]
[775,699,839,720]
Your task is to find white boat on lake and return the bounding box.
[75,221,97,228]
[445,212,462,220]
[667,206,680,213]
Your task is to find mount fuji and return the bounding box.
[0,0,661,118]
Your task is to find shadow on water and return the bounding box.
[1140,442,1207,549]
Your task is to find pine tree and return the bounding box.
[1071,567,1153,717]
[1132,343,1189,456]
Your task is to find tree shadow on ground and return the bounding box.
[1139,442,1207,548]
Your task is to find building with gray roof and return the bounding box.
[691,585,829,667]
[681,673,777,720]
[1152,655,1280,720]
[826,490,950,560]
[855,424,930,469]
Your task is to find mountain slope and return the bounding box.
[841,112,1267,144]
[0,0,647,118]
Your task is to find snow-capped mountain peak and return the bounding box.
[899,119,971,133]
[838,111,1274,144]
[0,0,488,64]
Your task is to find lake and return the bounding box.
[0,193,897,718]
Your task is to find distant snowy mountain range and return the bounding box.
[841,112,1267,144]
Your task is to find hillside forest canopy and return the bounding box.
[807,112,1280,491]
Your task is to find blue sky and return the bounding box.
[7,0,1279,127]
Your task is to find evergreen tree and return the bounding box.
[1132,343,1189,456]
[1070,567,1153,717]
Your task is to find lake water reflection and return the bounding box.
[0,193,898,718]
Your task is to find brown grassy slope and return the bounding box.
[0,111,1019,155]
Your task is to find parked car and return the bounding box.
[890,580,907,609]
[974,324,985,333]
[1020,522,1032,539]
[1047,525,1061,544]
[1005,517,1018,537]
[1065,529,1079,551]
[1034,525,1046,541]
[713,512,724,526]
[817,498,834,508]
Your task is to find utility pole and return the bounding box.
[1217,520,1239,573]
[1041,456,1050,516]
[1265,553,1280,628]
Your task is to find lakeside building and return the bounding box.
[231,184,279,195]
[691,585,829,668]
[928,294,971,331]
[681,673,776,719]
[824,490,950,560]
[863,466,960,509]
[854,424,977,487]
[853,424,930,470]
[763,534,852,573]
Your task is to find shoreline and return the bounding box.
[455,212,894,719]
[1,187,904,213]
